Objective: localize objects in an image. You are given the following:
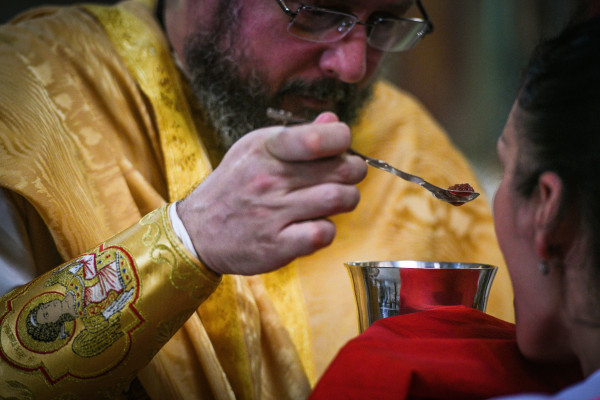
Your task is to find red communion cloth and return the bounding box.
[310,306,582,400]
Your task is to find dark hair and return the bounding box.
[513,13,600,293]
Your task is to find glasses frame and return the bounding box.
[274,0,434,52]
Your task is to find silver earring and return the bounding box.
[539,261,550,275]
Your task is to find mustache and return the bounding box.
[272,77,369,123]
[276,78,360,104]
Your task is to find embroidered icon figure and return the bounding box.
[25,247,137,357]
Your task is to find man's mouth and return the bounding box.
[277,94,337,119]
[298,95,334,109]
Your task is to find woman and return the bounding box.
[309,11,600,400]
[490,11,600,400]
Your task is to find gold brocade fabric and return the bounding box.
[0,206,220,398]
[0,1,314,398]
[0,0,514,398]
[83,2,212,202]
[84,3,316,399]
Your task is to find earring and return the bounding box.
[538,261,550,275]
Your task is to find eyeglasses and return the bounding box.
[274,0,434,52]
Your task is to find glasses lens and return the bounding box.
[368,18,428,52]
[288,8,357,42]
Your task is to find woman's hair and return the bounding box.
[513,13,600,304]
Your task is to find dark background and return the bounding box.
[2,0,114,23]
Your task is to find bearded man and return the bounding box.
[0,0,513,398]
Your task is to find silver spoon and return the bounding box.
[266,108,480,206]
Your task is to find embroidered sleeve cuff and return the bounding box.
[0,205,220,396]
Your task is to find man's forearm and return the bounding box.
[0,205,220,398]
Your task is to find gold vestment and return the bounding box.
[0,1,513,398]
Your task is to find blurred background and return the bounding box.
[383,0,587,198]
[1,0,590,198]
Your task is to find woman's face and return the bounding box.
[494,106,567,361]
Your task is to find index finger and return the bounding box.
[265,120,351,162]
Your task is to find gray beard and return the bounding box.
[183,30,374,150]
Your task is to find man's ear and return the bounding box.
[533,171,565,260]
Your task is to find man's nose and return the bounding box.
[318,26,370,83]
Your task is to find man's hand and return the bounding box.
[177,112,367,275]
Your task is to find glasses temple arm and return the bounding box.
[416,0,435,33]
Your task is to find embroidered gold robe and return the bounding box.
[0,0,513,398]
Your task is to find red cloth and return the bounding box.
[310,306,582,400]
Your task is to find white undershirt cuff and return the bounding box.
[168,202,199,260]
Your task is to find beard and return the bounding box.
[182,19,374,150]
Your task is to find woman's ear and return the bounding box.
[533,171,565,260]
